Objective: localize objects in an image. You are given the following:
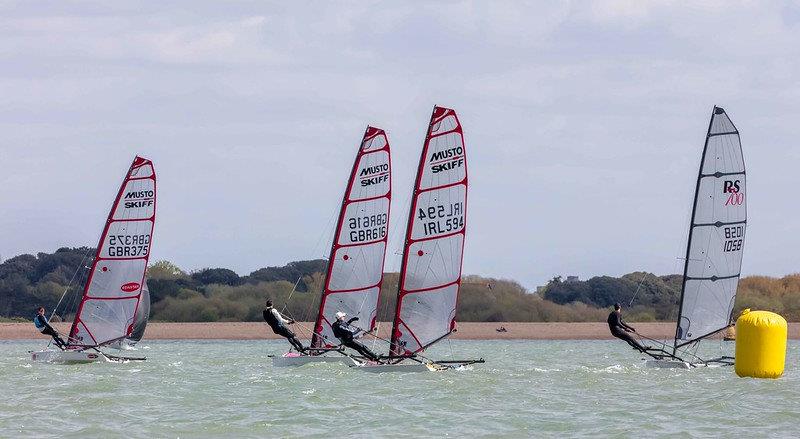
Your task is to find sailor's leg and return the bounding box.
[616,331,646,352]
[349,340,379,361]
[42,327,66,349]
[276,326,305,352]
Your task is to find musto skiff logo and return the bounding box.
[723,180,744,206]
[429,146,464,174]
[124,190,155,209]
[120,282,141,293]
[359,163,389,187]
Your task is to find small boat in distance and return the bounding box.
[31,156,156,364]
[272,127,392,367]
[643,107,746,369]
[353,106,483,372]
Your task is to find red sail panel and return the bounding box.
[311,127,392,348]
[68,156,156,347]
[390,106,467,356]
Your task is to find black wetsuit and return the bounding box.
[263,308,305,352]
[332,318,379,361]
[34,314,67,349]
[607,311,647,352]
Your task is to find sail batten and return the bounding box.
[674,107,746,347]
[68,156,157,348]
[311,127,392,348]
[390,106,467,356]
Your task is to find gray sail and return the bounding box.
[127,280,150,345]
[675,107,746,347]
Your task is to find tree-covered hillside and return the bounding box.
[1,248,797,322]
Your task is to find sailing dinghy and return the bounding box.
[642,107,746,368]
[31,156,156,364]
[352,106,483,372]
[272,127,392,367]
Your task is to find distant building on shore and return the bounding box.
[565,275,580,283]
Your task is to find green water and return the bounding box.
[1,339,798,438]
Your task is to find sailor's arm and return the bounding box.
[271,308,292,325]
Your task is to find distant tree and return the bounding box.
[191,268,241,286]
[148,260,188,280]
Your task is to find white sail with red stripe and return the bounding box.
[68,156,157,348]
[311,127,392,348]
[390,106,467,356]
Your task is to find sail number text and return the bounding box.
[107,234,150,257]
[418,202,464,236]
[348,213,387,242]
[723,226,743,252]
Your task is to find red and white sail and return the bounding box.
[311,127,392,348]
[69,156,156,347]
[391,106,467,356]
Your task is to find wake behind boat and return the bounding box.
[30,156,156,364]
[271,126,392,367]
[641,106,746,369]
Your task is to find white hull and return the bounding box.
[271,353,348,367]
[644,359,691,369]
[350,359,438,373]
[30,350,104,364]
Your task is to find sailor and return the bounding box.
[33,306,67,349]
[607,303,649,352]
[263,300,306,352]
[331,311,380,361]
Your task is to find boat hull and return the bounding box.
[30,350,104,364]
[271,353,348,367]
[644,359,691,369]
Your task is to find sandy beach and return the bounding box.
[4,321,800,341]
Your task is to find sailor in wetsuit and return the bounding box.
[263,300,306,352]
[33,306,67,349]
[607,303,649,352]
[331,311,380,361]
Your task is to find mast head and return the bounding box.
[714,106,725,115]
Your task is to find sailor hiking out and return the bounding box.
[331,311,380,361]
[33,306,67,350]
[263,300,306,352]
[607,303,649,353]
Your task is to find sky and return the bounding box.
[0,1,798,289]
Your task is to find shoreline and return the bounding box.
[4,322,800,341]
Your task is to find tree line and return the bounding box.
[1,247,798,322]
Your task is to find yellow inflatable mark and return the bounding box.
[735,309,787,379]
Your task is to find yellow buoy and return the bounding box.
[735,309,787,379]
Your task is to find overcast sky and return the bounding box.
[1,1,798,288]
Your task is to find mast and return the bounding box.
[673,107,746,353]
[68,156,157,348]
[310,127,392,348]
[390,106,467,356]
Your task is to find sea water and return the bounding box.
[1,339,798,438]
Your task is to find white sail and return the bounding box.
[69,156,157,347]
[311,127,392,348]
[391,106,467,356]
[675,107,746,346]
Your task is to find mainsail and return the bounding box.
[311,127,392,348]
[675,107,746,348]
[68,156,157,348]
[390,106,467,356]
